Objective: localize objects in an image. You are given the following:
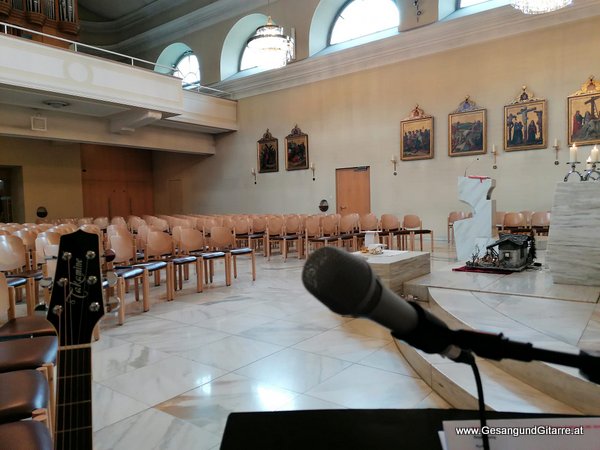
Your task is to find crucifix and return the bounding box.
[517,105,537,142]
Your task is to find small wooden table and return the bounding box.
[354,250,430,295]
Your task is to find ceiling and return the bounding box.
[77,0,219,22]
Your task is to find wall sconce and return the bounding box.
[553,138,560,165]
[310,162,315,181]
[251,167,257,184]
[491,144,497,170]
[391,155,397,176]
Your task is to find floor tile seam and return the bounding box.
[351,359,424,381]
[432,288,581,350]
[96,353,227,395]
[288,340,390,366]
[91,404,153,434]
[176,341,286,373]
[468,289,590,345]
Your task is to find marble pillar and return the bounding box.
[453,176,497,262]
[547,182,600,286]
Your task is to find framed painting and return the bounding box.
[504,87,547,151]
[568,77,600,145]
[448,109,486,157]
[400,105,434,161]
[285,124,309,170]
[257,129,278,173]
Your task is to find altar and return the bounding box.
[355,250,430,295]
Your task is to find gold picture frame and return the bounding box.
[400,105,434,161]
[568,77,600,146]
[448,97,486,157]
[257,129,278,173]
[504,87,547,151]
[285,125,309,171]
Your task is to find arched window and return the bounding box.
[156,43,201,90]
[329,0,399,46]
[174,51,201,90]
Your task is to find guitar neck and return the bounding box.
[55,345,93,450]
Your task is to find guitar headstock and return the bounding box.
[47,230,104,346]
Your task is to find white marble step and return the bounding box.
[398,341,580,414]
[423,287,600,414]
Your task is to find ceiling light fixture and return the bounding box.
[246,15,294,69]
[511,0,572,14]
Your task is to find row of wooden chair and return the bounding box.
[496,211,551,235]
[0,272,56,448]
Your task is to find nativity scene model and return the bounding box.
[466,233,536,272]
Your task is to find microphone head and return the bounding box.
[302,246,375,315]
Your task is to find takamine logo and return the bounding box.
[69,258,88,302]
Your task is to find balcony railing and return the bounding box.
[0,21,231,98]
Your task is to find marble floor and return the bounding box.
[92,248,454,450]
[90,243,600,449]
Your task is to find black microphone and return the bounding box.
[302,246,471,363]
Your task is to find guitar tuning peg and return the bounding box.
[61,251,72,261]
[86,250,97,260]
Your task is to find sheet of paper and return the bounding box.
[443,417,600,450]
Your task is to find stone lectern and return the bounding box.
[547,182,600,286]
[453,176,497,262]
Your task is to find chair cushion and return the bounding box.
[7,271,43,281]
[6,277,27,288]
[231,248,252,255]
[0,335,58,373]
[134,261,168,271]
[0,317,56,341]
[202,252,226,260]
[171,256,197,265]
[0,420,53,450]
[114,267,144,280]
[0,370,48,422]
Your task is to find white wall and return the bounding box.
[153,16,600,238]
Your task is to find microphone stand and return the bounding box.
[395,302,600,450]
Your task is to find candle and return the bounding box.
[570,144,578,163]
[492,144,496,154]
[587,156,592,170]
[592,145,599,163]
[554,138,558,147]
[251,168,256,175]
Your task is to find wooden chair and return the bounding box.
[519,210,533,228]
[0,272,55,341]
[531,211,551,236]
[503,212,530,234]
[264,216,285,260]
[447,211,468,244]
[379,214,404,250]
[304,215,339,256]
[0,370,52,432]
[210,226,255,282]
[280,215,305,260]
[107,234,155,326]
[402,214,434,252]
[0,235,44,315]
[248,216,267,255]
[337,213,360,251]
[495,211,506,232]
[0,421,52,449]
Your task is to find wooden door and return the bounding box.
[335,166,371,215]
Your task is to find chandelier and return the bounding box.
[246,16,294,69]
[511,0,572,14]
